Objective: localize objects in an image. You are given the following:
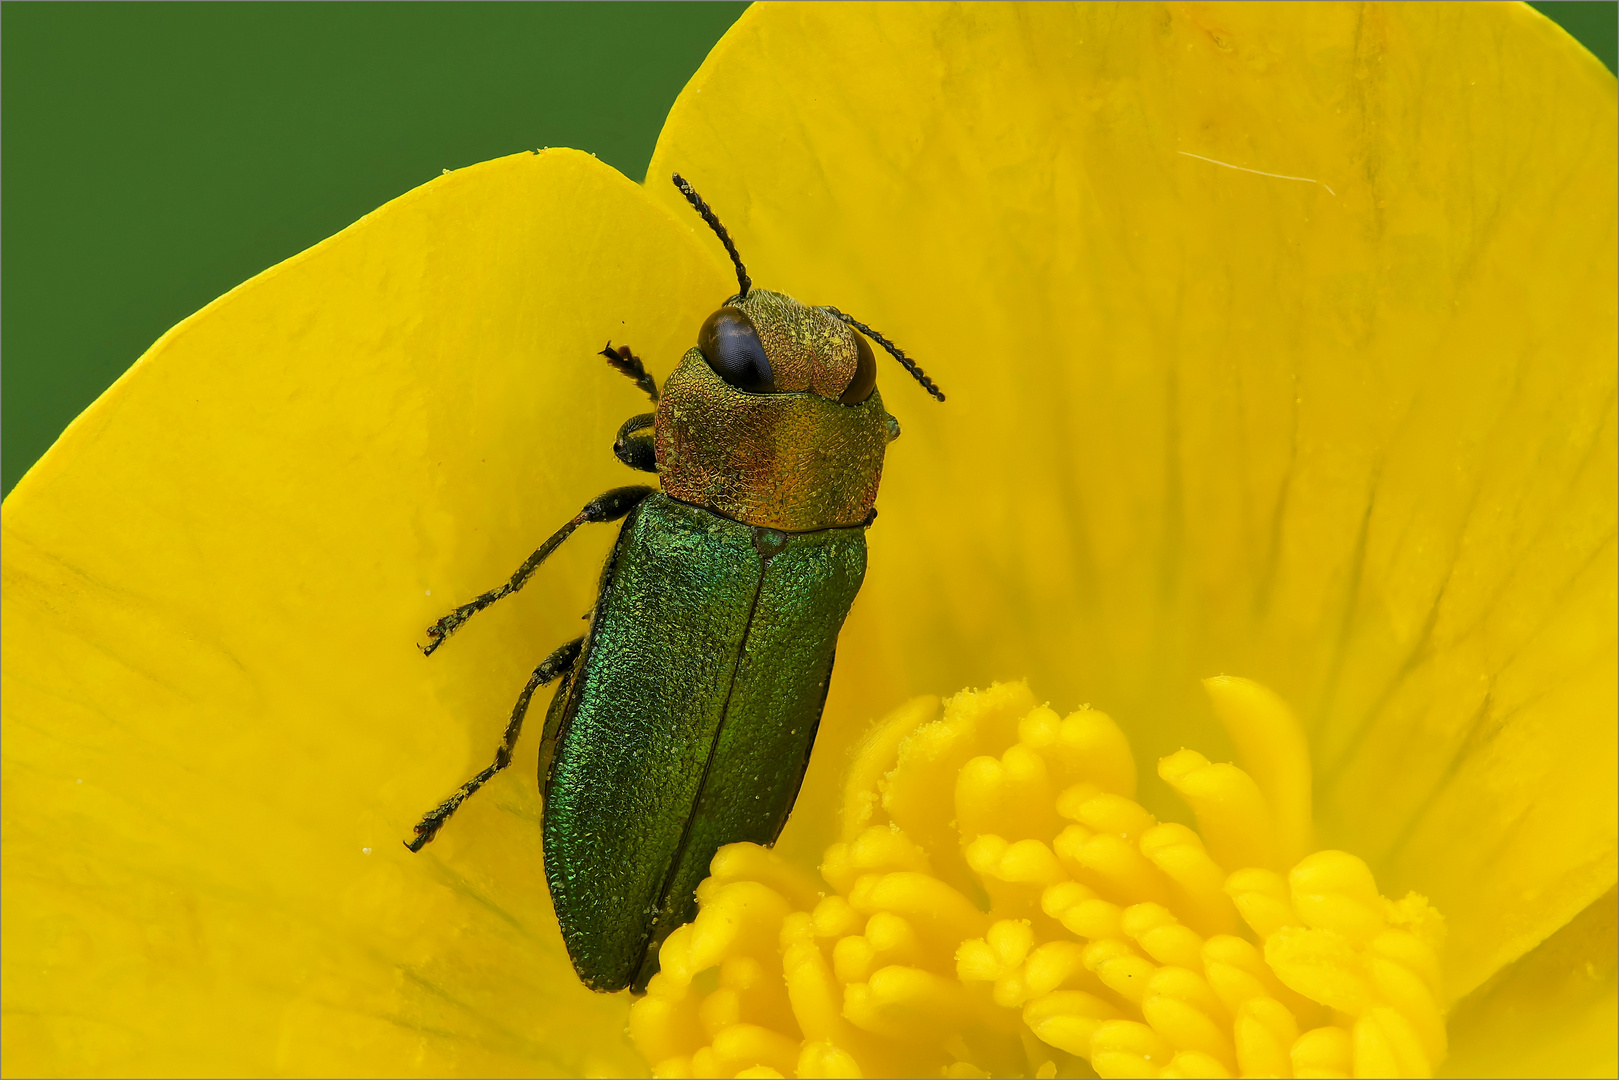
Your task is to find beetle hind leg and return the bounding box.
[405,636,584,852]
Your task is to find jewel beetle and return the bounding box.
[405,175,944,994]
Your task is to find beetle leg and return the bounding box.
[599,342,659,403]
[421,485,654,655]
[405,636,584,852]
[614,413,657,473]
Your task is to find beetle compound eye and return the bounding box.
[697,307,776,394]
[839,330,878,405]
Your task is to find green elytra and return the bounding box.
[405,175,944,993]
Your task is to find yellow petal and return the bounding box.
[649,0,1616,997]
[2,149,730,1075]
[1440,886,1617,1078]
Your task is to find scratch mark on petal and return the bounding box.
[1177,150,1338,196]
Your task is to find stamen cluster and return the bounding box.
[630,681,1446,1078]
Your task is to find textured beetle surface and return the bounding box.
[546,495,866,991]
[407,176,940,995]
[551,282,894,992]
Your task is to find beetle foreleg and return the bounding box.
[405,636,584,852]
[614,413,657,473]
[599,342,659,403]
[421,485,654,655]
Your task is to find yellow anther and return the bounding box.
[1290,850,1385,945]
[1201,934,1283,1014]
[970,835,1065,889]
[796,1040,862,1079]
[1292,1024,1353,1078]
[844,965,968,1040]
[991,965,1031,1009]
[1053,822,1094,870]
[699,987,743,1037]
[820,844,858,895]
[954,939,1002,984]
[1063,831,1172,906]
[1090,1019,1175,1077]
[1233,996,1299,1077]
[1015,704,1064,750]
[841,695,940,839]
[847,871,987,944]
[957,744,1058,842]
[1138,823,1236,936]
[1352,1006,1432,1078]
[1159,1049,1232,1077]
[689,881,794,973]
[1366,955,1446,1062]
[1023,941,1095,998]
[1122,904,1204,969]
[657,923,699,986]
[692,1047,721,1077]
[782,911,815,947]
[1002,838,1065,884]
[964,833,1009,875]
[654,1055,693,1079]
[1039,881,1096,919]
[1138,923,1205,971]
[987,918,1035,969]
[881,691,1007,866]
[710,1023,801,1078]
[833,934,877,984]
[1368,929,1443,1003]
[1083,939,1157,1005]
[1059,896,1126,941]
[1120,902,1175,937]
[864,912,921,966]
[1202,676,1313,865]
[847,824,933,876]
[721,953,767,990]
[711,842,823,909]
[629,990,701,1065]
[1054,782,1103,820]
[1022,990,1121,1057]
[1265,926,1374,1014]
[1072,792,1156,840]
[1225,867,1298,939]
[1141,966,1235,1066]
[1159,749,1276,870]
[1036,707,1137,799]
[811,895,864,940]
[781,938,843,1041]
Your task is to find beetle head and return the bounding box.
[654,176,940,531]
[696,292,877,404]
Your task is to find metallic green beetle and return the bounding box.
[406,175,944,994]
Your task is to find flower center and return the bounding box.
[629,679,1447,1079]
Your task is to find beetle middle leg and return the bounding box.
[613,413,657,473]
[422,485,653,655]
[406,636,583,852]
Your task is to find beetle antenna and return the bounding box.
[672,173,751,301]
[821,307,946,402]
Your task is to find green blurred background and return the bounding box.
[2,1,1613,496]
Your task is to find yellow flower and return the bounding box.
[628,678,1456,1078]
[2,3,1612,1078]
